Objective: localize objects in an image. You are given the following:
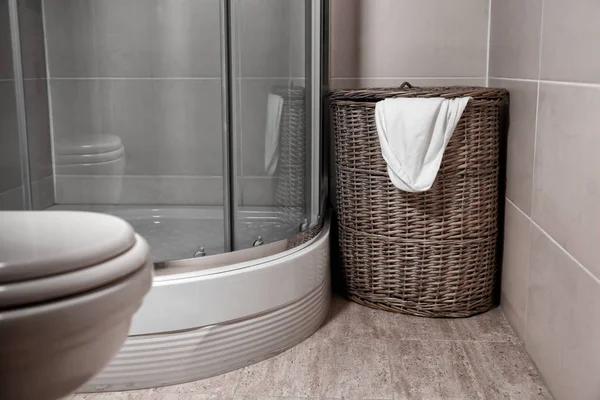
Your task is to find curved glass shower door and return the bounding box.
[3,0,324,267]
[39,0,227,263]
[229,0,323,251]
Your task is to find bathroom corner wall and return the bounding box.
[490,1,600,399]
[329,0,490,90]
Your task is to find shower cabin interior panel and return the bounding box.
[41,0,228,262]
[43,0,225,203]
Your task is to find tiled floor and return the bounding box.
[68,295,552,400]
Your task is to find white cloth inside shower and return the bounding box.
[264,93,284,176]
[375,96,471,192]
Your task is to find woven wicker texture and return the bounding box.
[272,86,306,228]
[329,84,509,317]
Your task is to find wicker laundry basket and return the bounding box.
[329,83,509,317]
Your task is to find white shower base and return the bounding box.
[49,205,302,262]
[79,218,331,392]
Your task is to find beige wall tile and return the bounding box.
[489,79,537,214]
[329,0,361,79]
[541,0,600,83]
[489,0,543,79]
[500,200,532,340]
[330,77,486,90]
[526,225,600,400]
[532,83,600,279]
[329,0,489,79]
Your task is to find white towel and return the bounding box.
[264,93,284,175]
[375,97,471,192]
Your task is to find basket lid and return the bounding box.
[327,81,508,104]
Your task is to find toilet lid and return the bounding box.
[55,134,123,155]
[0,211,136,283]
[0,234,149,309]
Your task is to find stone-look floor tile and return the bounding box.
[462,342,552,400]
[383,312,458,341]
[137,393,179,400]
[139,392,232,400]
[387,340,482,400]
[150,370,242,399]
[235,334,392,400]
[79,391,147,400]
[233,397,333,400]
[452,308,519,343]
[316,295,389,340]
[353,301,517,343]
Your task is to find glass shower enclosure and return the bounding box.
[1,0,325,268]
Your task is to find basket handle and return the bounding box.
[399,81,413,89]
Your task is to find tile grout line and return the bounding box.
[506,198,600,287]
[330,76,485,81]
[488,76,600,89]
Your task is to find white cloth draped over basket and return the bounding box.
[375,97,471,192]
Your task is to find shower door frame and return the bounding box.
[218,0,325,254]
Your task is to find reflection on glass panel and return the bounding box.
[231,0,308,250]
[0,0,26,210]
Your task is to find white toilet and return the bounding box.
[0,211,153,400]
[55,134,126,204]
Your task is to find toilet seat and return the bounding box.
[0,210,152,400]
[56,146,125,165]
[0,234,149,309]
[0,211,136,283]
[55,134,123,155]
[0,260,152,400]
